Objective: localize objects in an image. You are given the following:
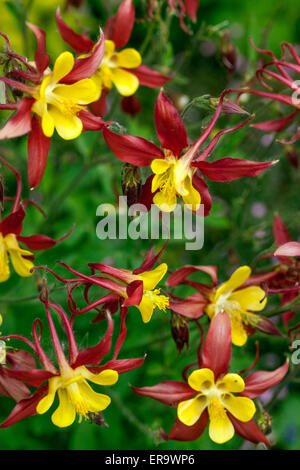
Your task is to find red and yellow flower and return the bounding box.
[132,312,289,445]
[0,297,144,428]
[0,157,73,282]
[166,263,282,346]
[103,89,277,215]
[37,245,169,324]
[56,0,170,116]
[0,25,105,188]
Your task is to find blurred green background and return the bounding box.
[0,0,300,450]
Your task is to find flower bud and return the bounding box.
[87,411,109,427]
[121,164,142,207]
[257,410,272,435]
[170,312,189,354]
[220,30,236,74]
[121,95,142,118]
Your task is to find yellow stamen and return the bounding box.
[144,288,169,311]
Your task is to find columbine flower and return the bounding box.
[0,24,105,187]
[205,266,268,347]
[0,157,73,282]
[37,245,169,324]
[0,297,145,428]
[56,1,170,116]
[166,263,282,346]
[103,89,277,215]
[247,40,300,144]
[132,312,289,445]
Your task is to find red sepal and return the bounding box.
[167,264,218,287]
[131,380,195,406]
[26,22,50,74]
[0,385,48,428]
[241,359,289,399]
[0,98,34,140]
[229,414,271,446]
[193,158,277,182]
[202,311,232,379]
[62,30,105,83]
[27,115,51,189]
[154,89,188,157]
[131,65,170,88]
[55,7,94,53]
[0,205,25,237]
[107,0,135,49]
[103,127,164,166]
[161,412,208,442]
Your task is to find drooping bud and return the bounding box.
[209,97,250,115]
[170,312,189,354]
[87,411,109,427]
[284,145,299,168]
[121,164,142,207]
[121,95,142,118]
[257,410,272,435]
[220,30,236,75]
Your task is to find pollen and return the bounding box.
[144,288,169,311]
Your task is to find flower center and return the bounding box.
[214,294,241,316]
[144,288,169,311]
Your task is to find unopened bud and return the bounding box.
[121,95,141,118]
[284,145,299,168]
[121,164,141,207]
[87,411,109,427]
[170,312,189,354]
[257,410,272,435]
[220,30,236,74]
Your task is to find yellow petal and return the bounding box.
[36,377,60,414]
[51,388,76,428]
[136,295,154,323]
[230,314,248,347]
[0,243,10,282]
[181,176,201,211]
[188,368,215,392]
[151,159,172,175]
[208,400,235,444]
[78,381,111,412]
[139,263,168,291]
[4,234,34,278]
[48,106,83,140]
[230,286,267,312]
[51,51,74,84]
[221,394,256,422]
[111,67,139,96]
[177,395,208,426]
[217,373,245,393]
[105,40,116,57]
[88,369,119,386]
[215,266,251,301]
[41,109,55,138]
[153,190,177,212]
[53,79,101,105]
[116,48,142,69]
